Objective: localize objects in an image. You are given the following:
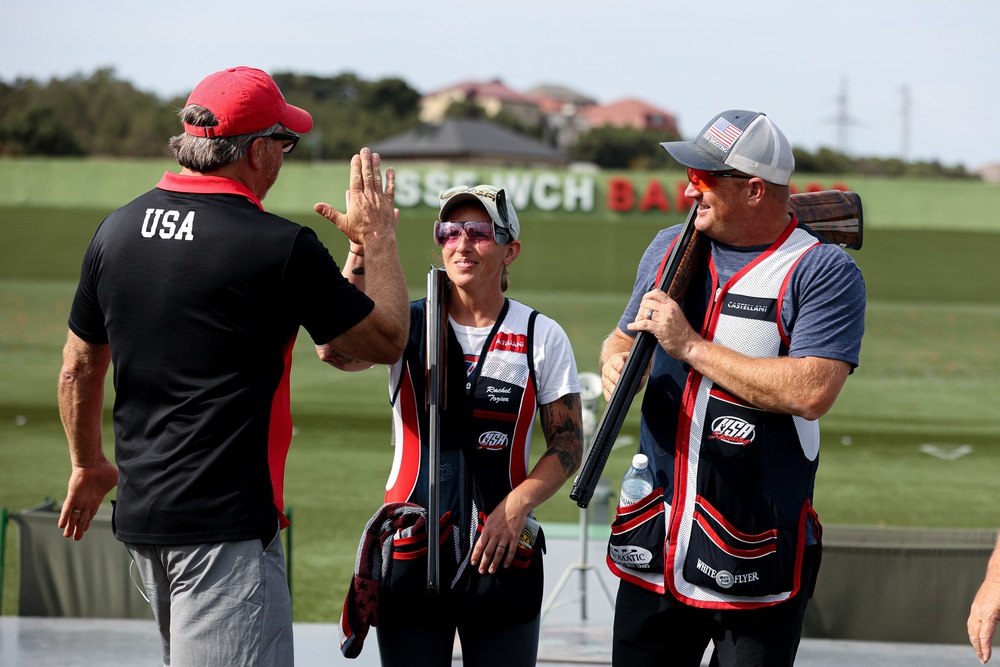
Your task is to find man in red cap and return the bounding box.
[56,66,409,665]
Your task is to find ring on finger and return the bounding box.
[647,309,654,321]
[497,545,507,551]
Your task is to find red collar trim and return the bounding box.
[156,172,264,211]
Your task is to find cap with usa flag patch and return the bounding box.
[660,110,794,185]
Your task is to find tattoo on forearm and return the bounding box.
[540,394,583,475]
[329,349,363,366]
[352,267,365,275]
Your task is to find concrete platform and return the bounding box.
[0,532,980,666]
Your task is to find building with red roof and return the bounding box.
[579,98,678,135]
[420,79,542,127]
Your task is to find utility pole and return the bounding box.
[900,86,911,161]
[828,77,861,156]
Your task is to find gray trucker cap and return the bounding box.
[660,110,794,185]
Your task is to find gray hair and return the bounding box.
[168,105,281,172]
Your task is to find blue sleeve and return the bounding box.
[616,226,683,335]
[782,245,866,368]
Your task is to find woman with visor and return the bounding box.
[326,184,583,666]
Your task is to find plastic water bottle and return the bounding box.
[619,453,654,507]
[517,513,540,552]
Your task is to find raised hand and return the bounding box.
[313,147,396,244]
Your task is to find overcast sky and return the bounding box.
[3,0,996,169]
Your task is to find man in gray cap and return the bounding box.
[599,110,866,666]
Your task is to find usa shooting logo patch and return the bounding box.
[478,430,509,451]
[708,416,756,446]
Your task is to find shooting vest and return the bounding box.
[608,220,823,610]
[382,299,545,622]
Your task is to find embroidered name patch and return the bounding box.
[720,294,776,322]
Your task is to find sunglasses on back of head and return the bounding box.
[266,131,300,154]
[687,167,752,193]
[433,220,496,247]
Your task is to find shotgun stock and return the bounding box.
[790,190,863,250]
[425,267,449,591]
[569,190,863,508]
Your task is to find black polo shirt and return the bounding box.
[69,172,374,545]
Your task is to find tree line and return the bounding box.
[0,68,975,179]
[0,68,423,162]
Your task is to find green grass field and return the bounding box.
[3,168,1000,621]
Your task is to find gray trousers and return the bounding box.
[126,529,293,667]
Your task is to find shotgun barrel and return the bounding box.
[570,204,701,508]
[425,267,449,590]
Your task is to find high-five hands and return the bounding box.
[313,147,396,244]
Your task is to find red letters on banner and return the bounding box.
[675,182,694,211]
[608,178,635,212]
[607,178,849,213]
[638,179,669,212]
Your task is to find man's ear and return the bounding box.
[248,138,266,171]
[746,179,767,207]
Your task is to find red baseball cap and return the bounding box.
[183,66,313,138]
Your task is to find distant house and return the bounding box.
[410,80,680,161]
[371,118,569,168]
[524,84,598,116]
[419,79,542,127]
[524,84,598,150]
[977,163,1000,183]
[579,98,679,135]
